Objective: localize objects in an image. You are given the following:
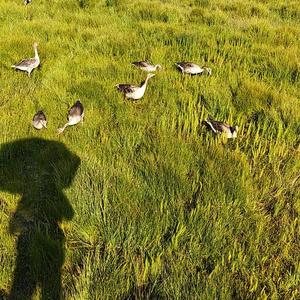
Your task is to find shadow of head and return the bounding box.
[0,138,80,231]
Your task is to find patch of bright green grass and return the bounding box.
[0,0,299,299]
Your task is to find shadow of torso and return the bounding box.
[0,138,80,300]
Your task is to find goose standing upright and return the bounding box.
[32,111,47,130]
[132,61,162,72]
[204,117,238,138]
[12,42,40,77]
[58,100,84,134]
[175,62,211,76]
[116,73,155,100]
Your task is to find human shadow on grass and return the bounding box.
[0,138,80,300]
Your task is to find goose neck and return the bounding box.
[142,77,149,87]
[34,47,39,60]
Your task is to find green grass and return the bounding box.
[0,0,299,299]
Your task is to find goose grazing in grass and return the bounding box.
[175,62,211,76]
[132,61,162,72]
[12,42,40,77]
[58,100,84,134]
[204,117,238,138]
[116,73,155,100]
[32,111,47,130]
[24,0,32,5]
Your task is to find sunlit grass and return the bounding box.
[0,0,299,299]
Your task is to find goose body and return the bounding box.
[175,62,211,75]
[132,61,162,72]
[205,117,237,138]
[12,42,40,77]
[116,73,155,100]
[58,100,84,134]
[32,111,47,130]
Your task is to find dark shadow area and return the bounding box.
[0,138,80,300]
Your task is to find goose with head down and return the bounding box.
[12,42,40,77]
[204,116,238,139]
[32,111,47,130]
[175,62,211,76]
[116,73,155,100]
[132,61,162,72]
[58,100,84,134]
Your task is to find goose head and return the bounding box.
[33,42,38,49]
[155,64,162,71]
[147,73,156,79]
[204,67,212,76]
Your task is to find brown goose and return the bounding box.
[175,62,211,75]
[32,111,47,130]
[204,117,238,138]
[12,42,40,77]
[115,73,155,100]
[58,100,84,134]
[132,61,162,72]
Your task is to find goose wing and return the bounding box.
[177,62,197,69]
[33,111,46,121]
[132,61,151,68]
[13,58,36,68]
[116,84,137,94]
[183,62,196,68]
[206,119,226,133]
[69,103,83,117]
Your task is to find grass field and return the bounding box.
[0,0,299,299]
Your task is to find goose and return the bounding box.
[12,42,40,77]
[116,73,155,100]
[32,111,47,130]
[204,117,238,138]
[175,62,211,76]
[132,61,162,72]
[24,0,32,4]
[58,100,84,134]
